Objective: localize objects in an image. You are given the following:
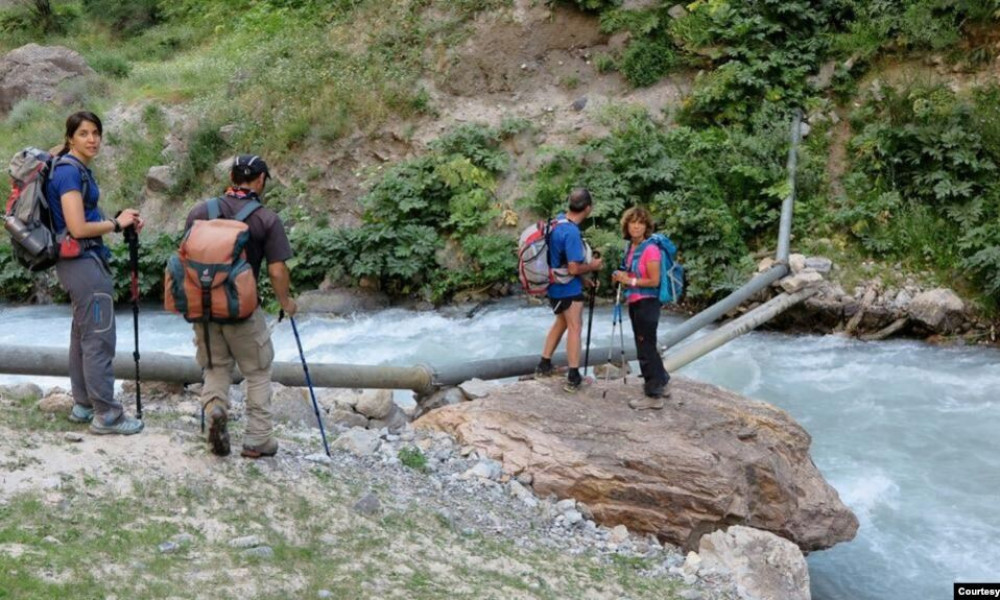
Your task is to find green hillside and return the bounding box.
[2,0,999,314]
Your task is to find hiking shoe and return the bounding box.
[563,373,583,393]
[207,404,230,457]
[629,396,666,410]
[534,361,554,379]
[241,439,278,459]
[68,404,94,424]
[89,415,144,435]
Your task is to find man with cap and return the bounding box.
[183,154,297,458]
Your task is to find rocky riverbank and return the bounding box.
[1,372,850,600]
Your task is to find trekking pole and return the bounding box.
[583,284,597,378]
[124,225,142,420]
[618,285,628,386]
[606,283,621,383]
[282,311,331,457]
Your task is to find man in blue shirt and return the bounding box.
[535,188,603,391]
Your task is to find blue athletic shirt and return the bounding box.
[547,212,585,299]
[45,155,109,261]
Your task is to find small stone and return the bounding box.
[64,432,84,443]
[332,428,380,456]
[305,453,332,464]
[509,480,538,508]
[228,535,264,549]
[609,524,629,545]
[804,256,833,274]
[354,389,394,420]
[170,533,195,546]
[158,541,179,554]
[353,492,381,516]
[668,4,688,19]
[457,378,494,400]
[555,499,576,514]
[463,459,503,481]
[571,97,588,111]
[318,591,333,599]
[788,253,807,274]
[42,536,61,545]
[682,551,702,576]
[37,393,73,414]
[564,510,583,526]
[241,546,274,559]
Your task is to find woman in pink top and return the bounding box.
[611,207,670,407]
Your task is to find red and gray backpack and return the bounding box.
[517,216,592,295]
[4,148,89,271]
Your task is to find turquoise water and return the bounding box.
[1,300,997,599]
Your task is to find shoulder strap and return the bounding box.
[207,197,221,220]
[233,200,262,222]
[52,155,91,203]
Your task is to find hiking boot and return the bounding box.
[629,396,666,410]
[241,439,278,459]
[534,359,554,379]
[207,404,230,457]
[563,371,583,393]
[68,404,94,424]
[89,415,144,435]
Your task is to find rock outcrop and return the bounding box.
[0,44,94,115]
[415,377,858,552]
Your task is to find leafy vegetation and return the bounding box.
[836,83,1000,297]
[3,0,1000,311]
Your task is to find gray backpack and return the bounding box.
[4,148,88,271]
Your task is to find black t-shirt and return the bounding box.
[184,190,293,281]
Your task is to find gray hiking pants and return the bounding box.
[55,256,121,423]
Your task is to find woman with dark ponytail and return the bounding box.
[46,111,145,435]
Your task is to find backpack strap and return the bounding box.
[207,197,262,222]
[52,155,91,208]
[207,197,221,220]
[233,200,262,222]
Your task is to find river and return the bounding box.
[0,300,997,599]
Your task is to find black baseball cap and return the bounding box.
[231,154,270,180]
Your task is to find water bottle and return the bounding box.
[4,216,50,256]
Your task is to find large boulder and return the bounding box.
[416,378,858,552]
[0,44,95,114]
[907,288,965,333]
[699,526,810,600]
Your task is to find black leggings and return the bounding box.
[628,297,669,392]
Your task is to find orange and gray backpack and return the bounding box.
[164,198,261,363]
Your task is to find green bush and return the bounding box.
[88,53,132,79]
[838,84,1000,301]
[398,446,428,471]
[619,35,676,87]
[82,0,162,36]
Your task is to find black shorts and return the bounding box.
[549,295,585,315]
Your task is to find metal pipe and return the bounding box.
[776,109,802,263]
[0,345,435,394]
[659,264,788,351]
[662,286,817,373]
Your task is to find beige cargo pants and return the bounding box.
[193,308,275,448]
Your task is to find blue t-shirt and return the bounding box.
[547,213,585,299]
[45,156,108,260]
